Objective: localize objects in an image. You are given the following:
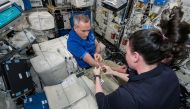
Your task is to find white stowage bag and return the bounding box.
[71,0,94,8]
[28,11,55,30]
[44,74,97,109]
[9,29,36,49]
[14,17,29,31]
[30,36,78,85]
[32,35,69,55]
[31,29,55,43]
[30,52,69,85]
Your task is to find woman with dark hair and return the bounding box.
[93,7,190,109]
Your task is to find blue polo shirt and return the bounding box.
[67,29,96,68]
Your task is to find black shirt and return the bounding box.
[95,64,180,109]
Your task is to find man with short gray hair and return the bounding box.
[67,15,101,69]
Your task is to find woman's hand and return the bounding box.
[93,67,101,75]
[102,65,129,82]
[112,65,127,73]
[101,65,117,75]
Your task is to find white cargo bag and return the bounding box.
[28,11,55,30]
[32,36,76,68]
[44,74,97,109]
[32,35,68,55]
[71,0,94,8]
[30,36,78,85]
[30,52,77,85]
[31,29,55,43]
[9,29,36,49]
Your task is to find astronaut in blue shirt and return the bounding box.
[67,15,102,69]
[67,15,127,95]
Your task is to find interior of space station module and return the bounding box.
[0,0,190,109]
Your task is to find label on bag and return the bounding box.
[26,71,30,78]
[42,100,45,104]
[18,73,23,79]
[16,92,21,96]
[61,76,76,88]
[24,88,28,92]
[29,98,32,102]
[5,61,11,64]
[5,64,9,71]
[14,60,20,63]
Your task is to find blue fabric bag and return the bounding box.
[24,92,49,109]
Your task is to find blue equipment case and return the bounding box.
[24,92,49,109]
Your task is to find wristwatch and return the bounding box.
[94,75,101,79]
[94,75,104,85]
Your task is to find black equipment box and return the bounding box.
[1,59,34,98]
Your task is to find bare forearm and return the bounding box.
[111,66,126,74]
[84,53,99,67]
[113,71,129,82]
[95,40,101,54]
[96,77,103,93]
[111,67,119,71]
[96,45,101,54]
